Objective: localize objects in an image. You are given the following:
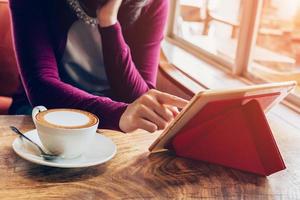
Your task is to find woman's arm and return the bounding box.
[9,0,127,130]
[98,0,169,103]
[10,0,187,133]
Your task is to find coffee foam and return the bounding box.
[36,109,98,129]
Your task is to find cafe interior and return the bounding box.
[0,0,300,199]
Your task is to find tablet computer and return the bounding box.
[149,81,296,153]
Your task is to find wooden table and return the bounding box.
[0,115,300,199]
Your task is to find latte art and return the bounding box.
[36,109,98,129]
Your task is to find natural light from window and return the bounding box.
[173,0,300,99]
[251,0,300,94]
[175,0,242,64]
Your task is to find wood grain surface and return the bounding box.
[0,115,299,199]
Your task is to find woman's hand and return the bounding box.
[119,89,189,133]
[96,0,122,27]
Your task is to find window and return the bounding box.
[174,0,242,65]
[167,0,300,107]
[251,0,300,97]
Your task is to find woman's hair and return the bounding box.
[123,0,149,24]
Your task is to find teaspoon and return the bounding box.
[10,126,59,160]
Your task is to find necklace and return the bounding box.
[66,0,98,26]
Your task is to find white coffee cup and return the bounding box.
[32,106,99,159]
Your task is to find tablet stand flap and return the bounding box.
[170,99,286,176]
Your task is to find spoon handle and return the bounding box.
[10,126,46,154]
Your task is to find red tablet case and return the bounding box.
[169,93,286,176]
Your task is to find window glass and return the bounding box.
[175,0,242,64]
[251,0,300,94]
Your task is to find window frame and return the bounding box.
[165,0,300,108]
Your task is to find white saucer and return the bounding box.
[12,129,117,168]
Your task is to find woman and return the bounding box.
[9,0,188,132]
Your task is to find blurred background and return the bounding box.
[174,0,300,93]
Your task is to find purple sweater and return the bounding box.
[9,0,168,130]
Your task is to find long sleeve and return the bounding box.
[9,0,127,130]
[99,0,169,103]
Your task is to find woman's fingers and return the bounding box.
[136,118,158,133]
[166,105,180,117]
[142,95,174,122]
[151,90,188,108]
[139,105,168,130]
[119,89,189,133]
